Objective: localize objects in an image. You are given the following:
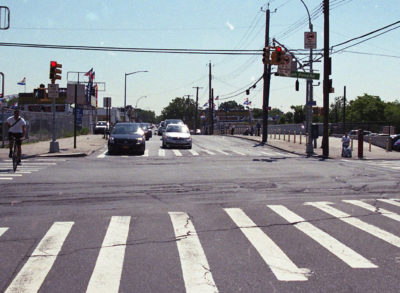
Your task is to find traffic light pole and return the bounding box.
[322,0,330,158]
[262,8,271,143]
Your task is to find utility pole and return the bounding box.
[322,0,330,158]
[343,86,346,133]
[193,86,202,134]
[208,62,213,135]
[262,8,271,143]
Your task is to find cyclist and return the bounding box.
[6,108,26,165]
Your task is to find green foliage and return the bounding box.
[159,97,198,129]
[347,94,385,122]
[290,105,306,123]
[252,108,263,119]
[135,109,156,123]
[219,100,244,111]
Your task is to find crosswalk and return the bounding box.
[344,159,400,172]
[0,158,63,181]
[1,198,399,291]
[96,147,298,159]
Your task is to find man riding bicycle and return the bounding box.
[6,108,26,165]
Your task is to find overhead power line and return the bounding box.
[0,42,260,55]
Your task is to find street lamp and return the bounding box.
[124,70,148,121]
[134,95,147,122]
[299,0,314,157]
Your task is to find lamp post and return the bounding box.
[299,0,314,157]
[124,70,148,121]
[134,95,147,122]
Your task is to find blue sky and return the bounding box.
[0,0,399,115]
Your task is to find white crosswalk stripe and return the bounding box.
[158,149,165,157]
[188,149,199,156]
[169,212,218,292]
[305,201,400,248]
[0,159,60,181]
[224,208,309,281]
[97,150,107,158]
[377,198,400,207]
[172,150,182,157]
[0,227,8,237]
[202,149,215,155]
[143,149,149,157]
[87,216,131,293]
[268,205,377,268]
[5,222,74,293]
[216,149,230,155]
[343,200,400,222]
[231,150,246,156]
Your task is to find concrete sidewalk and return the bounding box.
[231,134,400,160]
[0,134,107,160]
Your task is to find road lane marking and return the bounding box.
[224,208,308,281]
[189,150,199,156]
[97,150,107,158]
[5,221,74,293]
[86,216,131,293]
[203,149,215,155]
[0,227,8,237]
[268,205,377,268]
[0,174,22,177]
[216,149,230,155]
[0,178,13,180]
[377,199,400,207]
[343,200,400,222]
[169,212,218,292]
[305,201,400,248]
[260,151,275,156]
[158,149,165,157]
[143,149,149,157]
[0,162,57,166]
[172,150,182,157]
[231,150,246,156]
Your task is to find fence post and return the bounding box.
[351,138,353,150]
[300,132,302,144]
[288,131,290,142]
[294,131,296,143]
[283,131,286,141]
[274,130,276,139]
[386,138,389,152]
[369,137,372,152]
[279,129,281,140]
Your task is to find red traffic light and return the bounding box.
[50,61,57,67]
[276,46,282,52]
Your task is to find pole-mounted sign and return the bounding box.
[304,32,317,49]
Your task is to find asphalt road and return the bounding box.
[0,134,399,293]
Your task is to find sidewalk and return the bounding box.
[0,134,107,160]
[231,134,400,160]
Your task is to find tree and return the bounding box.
[290,105,306,123]
[219,100,244,111]
[384,100,400,128]
[160,97,198,129]
[347,94,385,122]
[134,109,156,123]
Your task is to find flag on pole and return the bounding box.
[17,77,26,85]
[84,68,95,81]
[215,96,219,100]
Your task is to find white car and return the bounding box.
[162,124,192,149]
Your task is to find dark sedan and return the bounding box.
[108,123,146,155]
[140,123,152,140]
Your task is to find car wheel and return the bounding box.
[108,149,114,156]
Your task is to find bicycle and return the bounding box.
[9,134,21,172]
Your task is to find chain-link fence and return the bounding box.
[1,108,92,145]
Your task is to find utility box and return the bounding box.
[311,124,319,139]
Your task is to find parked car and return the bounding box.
[162,124,192,149]
[94,121,109,134]
[391,134,400,151]
[348,130,374,137]
[108,123,145,155]
[140,122,152,140]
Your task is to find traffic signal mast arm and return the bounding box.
[272,38,306,72]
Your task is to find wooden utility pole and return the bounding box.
[193,86,202,134]
[262,8,271,143]
[322,0,330,157]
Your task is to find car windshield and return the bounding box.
[166,125,189,133]
[97,122,107,126]
[111,124,140,135]
[140,124,149,130]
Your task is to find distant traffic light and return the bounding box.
[49,61,62,82]
[262,47,269,64]
[295,79,299,91]
[276,46,284,64]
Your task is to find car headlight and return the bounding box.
[186,137,192,141]
[137,137,143,142]
[109,137,114,143]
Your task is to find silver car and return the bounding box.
[162,124,192,149]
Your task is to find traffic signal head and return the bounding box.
[49,61,62,81]
[262,47,269,64]
[276,46,284,64]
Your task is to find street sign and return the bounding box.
[66,83,86,104]
[47,84,59,98]
[304,32,317,49]
[307,101,317,106]
[277,54,292,76]
[291,71,320,80]
[103,97,112,108]
[75,108,83,125]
